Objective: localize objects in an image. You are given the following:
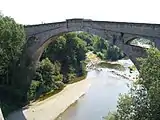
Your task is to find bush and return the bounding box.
[87,46,94,51]
[27,80,41,101]
[53,74,63,81]
[96,52,105,59]
[67,73,76,82]
[55,81,66,90]
[28,58,64,100]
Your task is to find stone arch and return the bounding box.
[25,25,108,62]
[24,22,147,71]
[17,21,149,100]
[122,33,155,47]
[19,24,111,94]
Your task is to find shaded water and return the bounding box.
[56,62,133,120]
[97,61,125,71]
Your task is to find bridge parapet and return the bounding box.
[25,18,160,41]
[66,18,84,31]
[25,21,66,37]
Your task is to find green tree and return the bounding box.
[138,48,160,120]
[42,32,87,83]
[0,13,25,85]
[105,48,160,120]
[28,58,65,100]
[37,58,58,92]
[0,13,25,116]
[106,46,124,61]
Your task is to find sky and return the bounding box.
[0,0,160,25]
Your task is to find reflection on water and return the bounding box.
[56,68,131,120]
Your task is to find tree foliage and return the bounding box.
[0,14,25,85]
[27,58,65,100]
[42,32,87,83]
[105,48,160,120]
[0,13,26,116]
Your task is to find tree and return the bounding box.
[138,48,160,120]
[105,48,160,120]
[0,13,26,117]
[0,13,25,85]
[42,32,87,82]
[27,58,65,100]
[106,45,124,61]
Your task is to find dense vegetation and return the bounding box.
[0,13,125,116]
[0,13,26,116]
[105,48,160,120]
[77,32,125,61]
[27,33,88,100]
[28,32,125,101]
[0,14,25,86]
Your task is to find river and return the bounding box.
[56,59,138,120]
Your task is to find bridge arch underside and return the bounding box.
[25,26,148,72]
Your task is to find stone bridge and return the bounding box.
[13,18,160,102]
[24,18,160,68]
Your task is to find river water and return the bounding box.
[56,60,138,120]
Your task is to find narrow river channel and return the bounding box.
[56,60,138,120]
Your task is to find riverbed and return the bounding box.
[6,59,138,120]
[56,59,138,120]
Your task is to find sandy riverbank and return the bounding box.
[6,79,91,120]
[6,59,138,120]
